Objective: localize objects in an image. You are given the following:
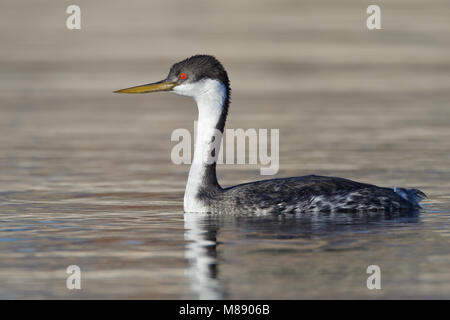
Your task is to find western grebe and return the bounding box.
[115,55,426,214]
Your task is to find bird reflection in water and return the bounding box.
[184,213,224,299]
[183,210,420,299]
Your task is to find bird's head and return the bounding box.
[115,55,230,99]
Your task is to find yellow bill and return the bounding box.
[114,80,177,94]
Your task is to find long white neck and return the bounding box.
[173,79,227,213]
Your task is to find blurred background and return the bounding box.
[0,0,449,299]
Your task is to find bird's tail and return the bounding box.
[394,187,427,208]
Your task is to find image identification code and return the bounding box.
[179,304,270,317]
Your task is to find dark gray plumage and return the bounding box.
[198,174,426,215]
[167,55,230,89]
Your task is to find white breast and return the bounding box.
[174,79,227,213]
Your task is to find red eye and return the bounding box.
[179,73,187,80]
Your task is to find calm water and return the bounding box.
[0,190,449,299]
[1,0,449,299]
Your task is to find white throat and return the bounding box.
[173,79,227,212]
